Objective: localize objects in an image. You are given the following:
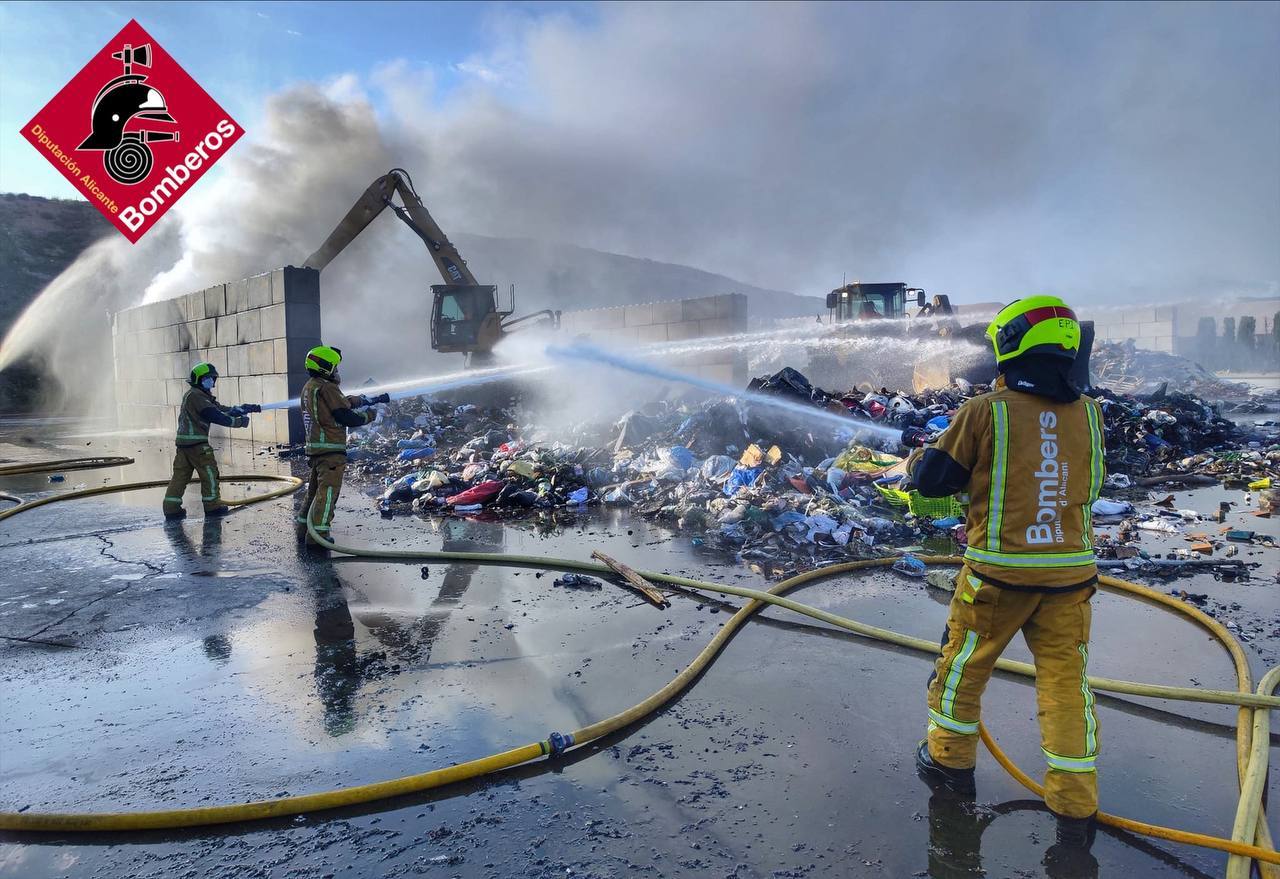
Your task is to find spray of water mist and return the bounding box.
[545,341,903,441]
[257,363,550,410]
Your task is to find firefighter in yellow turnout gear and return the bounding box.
[907,296,1105,863]
[162,363,260,519]
[297,346,389,545]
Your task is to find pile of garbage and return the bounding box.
[1091,340,1254,399]
[283,364,1275,576]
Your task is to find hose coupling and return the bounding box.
[547,731,575,757]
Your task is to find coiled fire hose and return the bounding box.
[0,463,1274,874]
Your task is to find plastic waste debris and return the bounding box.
[554,573,603,589]
[892,553,927,577]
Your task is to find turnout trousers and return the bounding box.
[162,444,222,514]
[298,453,346,543]
[925,565,1099,818]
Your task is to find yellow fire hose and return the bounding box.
[0,473,302,524]
[0,473,1274,873]
[0,456,136,476]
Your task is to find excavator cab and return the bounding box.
[430,284,504,354]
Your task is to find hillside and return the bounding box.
[0,193,114,336]
[0,194,114,409]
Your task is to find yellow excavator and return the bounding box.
[303,168,559,365]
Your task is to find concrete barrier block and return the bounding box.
[286,338,321,395]
[237,309,262,345]
[682,297,720,322]
[273,339,290,373]
[205,284,227,317]
[159,325,177,353]
[259,303,286,340]
[184,290,206,323]
[248,340,275,374]
[247,272,273,309]
[239,374,263,405]
[218,376,240,404]
[175,322,195,352]
[697,318,739,338]
[226,278,251,314]
[728,294,748,320]
[667,321,702,341]
[261,374,288,403]
[216,314,239,348]
[153,299,182,328]
[1154,306,1175,321]
[270,269,286,305]
[284,302,322,339]
[278,266,320,304]
[650,300,684,324]
[624,303,654,327]
[228,344,250,377]
[636,324,669,343]
[196,318,216,348]
[206,347,228,375]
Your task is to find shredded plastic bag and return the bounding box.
[892,553,927,577]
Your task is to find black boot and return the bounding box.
[915,741,976,797]
[1044,843,1098,879]
[163,508,187,521]
[205,505,231,518]
[1054,811,1097,849]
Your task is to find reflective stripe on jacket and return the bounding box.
[909,376,1105,587]
[176,387,216,446]
[301,376,373,456]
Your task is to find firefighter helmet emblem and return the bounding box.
[77,42,178,185]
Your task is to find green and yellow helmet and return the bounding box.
[189,362,218,385]
[305,345,342,377]
[986,296,1080,365]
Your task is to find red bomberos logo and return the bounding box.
[20,19,242,242]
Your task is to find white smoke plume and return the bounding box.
[2,1,1276,413]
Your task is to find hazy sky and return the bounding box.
[2,0,1277,304]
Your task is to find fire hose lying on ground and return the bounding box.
[0,458,1274,878]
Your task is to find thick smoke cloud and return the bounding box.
[3,0,1276,410]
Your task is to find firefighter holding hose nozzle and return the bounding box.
[296,345,389,547]
[162,362,260,520]
[905,296,1105,873]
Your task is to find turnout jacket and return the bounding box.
[175,386,248,447]
[301,375,375,457]
[908,376,1105,589]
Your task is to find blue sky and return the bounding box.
[0,0,592,196]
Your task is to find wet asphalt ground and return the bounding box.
[0,420,1277,878]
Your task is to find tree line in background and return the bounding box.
[1191,312,1280,373]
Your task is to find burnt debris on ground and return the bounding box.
[275,363,1278,593]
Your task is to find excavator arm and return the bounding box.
[303,168,478,286]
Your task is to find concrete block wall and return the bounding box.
[1086,305,1177,354]
[112,266,321,445]
[559,293,749,386]
[1085,298,1279,360]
